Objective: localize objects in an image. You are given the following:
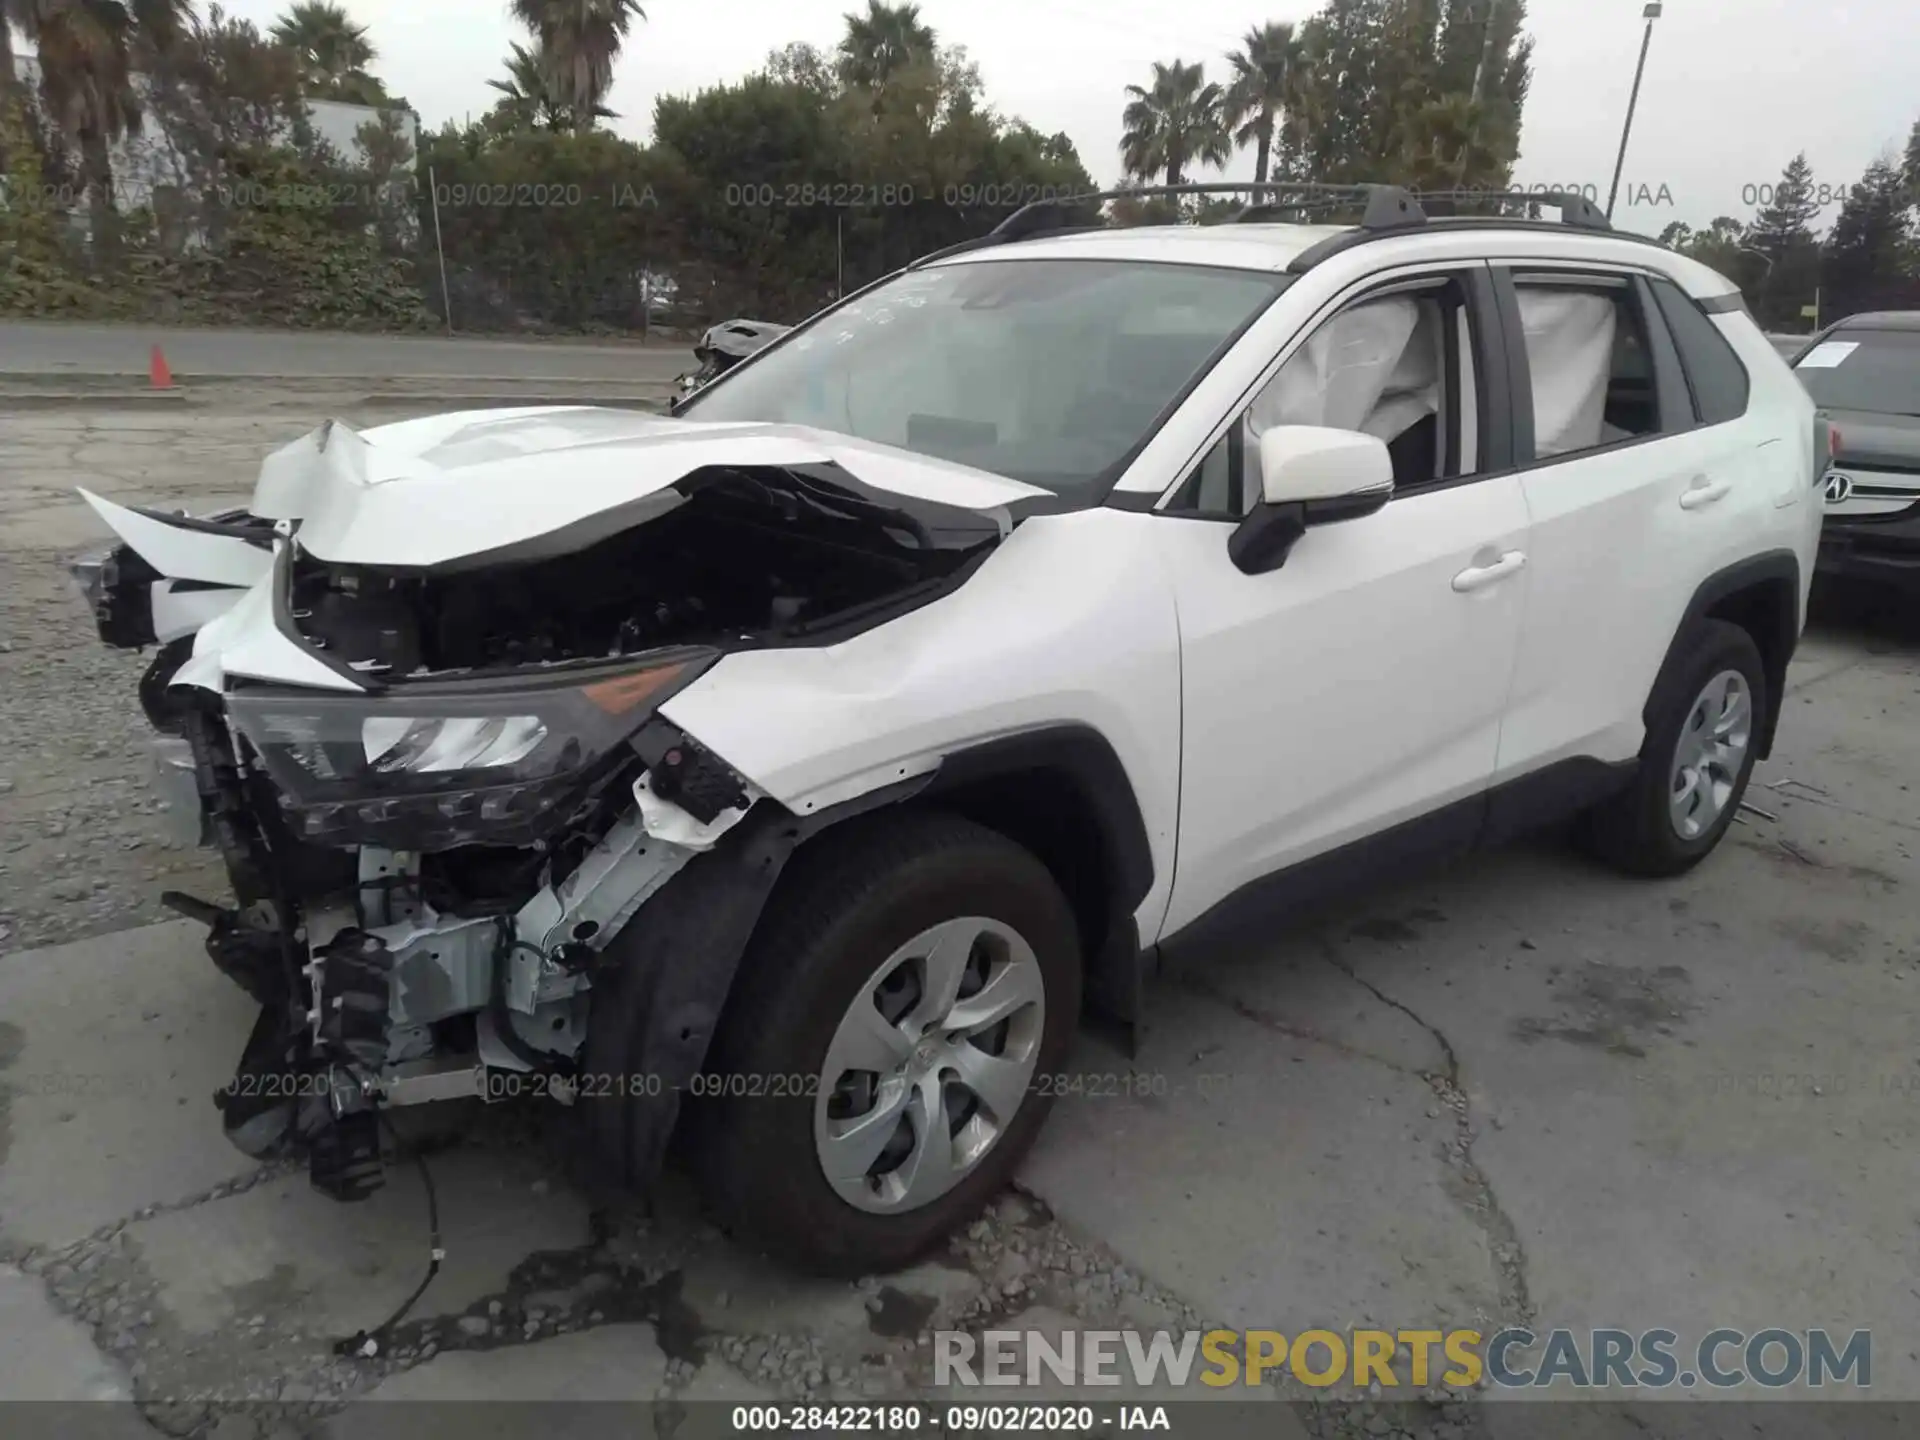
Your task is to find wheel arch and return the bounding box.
[909,725,1156,1032]
[761,724,1158,1034]
[1659,550,1801,760]
[580,723,1158,1193]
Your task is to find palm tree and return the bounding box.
[487,38,614,130]
[19,0,188,247]
[1120,59,1231,189]
[487,39,555,128]
[507,0,643,130]
[835,0,935,91]
[1223,21,1299,199]
[269,1,374,98]
[1394,93,1510,196]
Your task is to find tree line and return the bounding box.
[0,0,1098,327]
[2,0,1906,335]
[1117,0,1531,207]
[0,0,1547,330]
[1660,132,1920,332]
[420,1,1100,327]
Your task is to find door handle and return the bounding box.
[1452,550,1527,593]
[1680,477,1732,510]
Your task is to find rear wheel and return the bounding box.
[693,811,1079,1275]
[1586,619,1767,877]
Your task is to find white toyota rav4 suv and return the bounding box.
[72,185,1826,1277]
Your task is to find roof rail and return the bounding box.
[911,180,1629,275]
[1284,188,1629,272]
[984,181,1424,246]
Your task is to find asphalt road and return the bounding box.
[0,319,1807,380]
[0,320,692,382]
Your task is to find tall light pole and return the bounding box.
[1606,2,1663,221]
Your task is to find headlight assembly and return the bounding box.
[225,648,717,847]
[361,714,550,775]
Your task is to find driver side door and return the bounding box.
[1150,263,1534,943]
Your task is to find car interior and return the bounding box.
[1248,291,1456,487]
[1513,278,1658,457]
[1177,273,1666,515]
[1181,284,1472,514]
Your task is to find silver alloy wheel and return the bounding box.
[1668,668,1753,840]
[812,916,1046,1214]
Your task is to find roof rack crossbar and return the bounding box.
[1408,188,1612,230]
[1228,184,1424,230]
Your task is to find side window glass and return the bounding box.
[1650,277,1751,425]
[1167,274,1482,516]
[1512,278,1664,460]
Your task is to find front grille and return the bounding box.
[1834,454,1920,478]
[1827,500,1920,533]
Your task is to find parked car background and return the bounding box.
[1788,312,1920,597]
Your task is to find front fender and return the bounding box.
[658,507,1185,945]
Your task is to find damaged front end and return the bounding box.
[81,408,1031,1203]
[195,663,745,1202]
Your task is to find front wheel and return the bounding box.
[692,812,1080,1275]
[1585,619,1768,877]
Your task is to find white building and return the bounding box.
[11,52,418,214]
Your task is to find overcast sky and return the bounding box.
[223,0,1919,235]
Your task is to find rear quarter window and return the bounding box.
[1650,278,1751,425]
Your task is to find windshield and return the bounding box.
[1793,328,1920,416]
[680,258,1290,502]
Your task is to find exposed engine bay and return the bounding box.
[71,417,1028,1205]
[286,468,973,678]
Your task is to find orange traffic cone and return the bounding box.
[149,344,175,389]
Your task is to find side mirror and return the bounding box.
[1256,425,1395,507]
[1230,425,1395,576]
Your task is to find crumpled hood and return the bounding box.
[252,406,1053,570]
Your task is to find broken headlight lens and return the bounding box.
[224,648,718,845]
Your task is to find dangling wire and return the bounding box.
[334,1106,444,1359]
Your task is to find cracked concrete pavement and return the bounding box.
[1,396,1917,1440]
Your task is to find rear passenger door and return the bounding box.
[1490,264,1765,785]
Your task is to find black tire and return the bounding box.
[1586,618,1768,877]
[691,810,1080,1276]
